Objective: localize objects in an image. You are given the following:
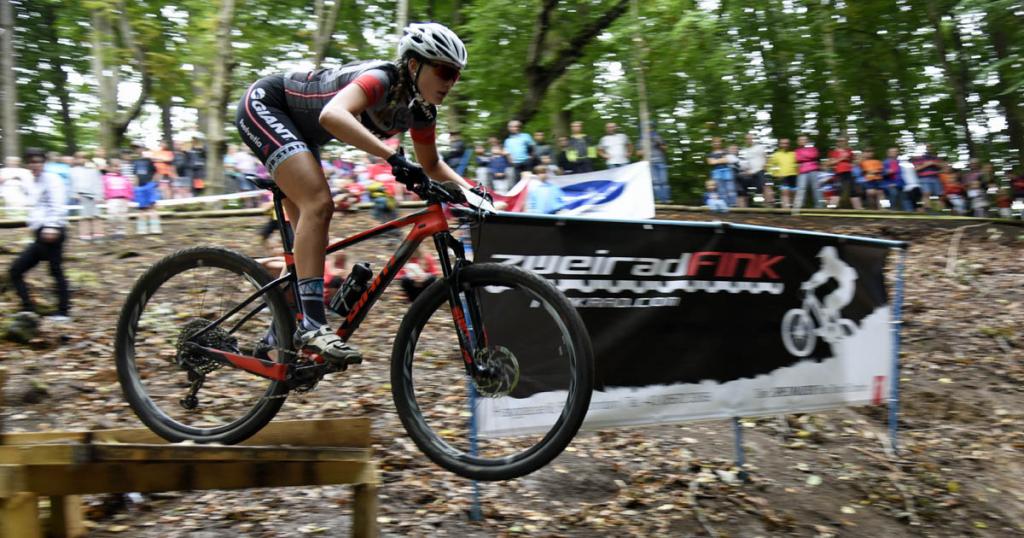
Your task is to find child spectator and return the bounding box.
[473,144,491,188]
[526,165,565,215]
[966,177,988,217]
[828,136,862,209]
[396,246,441,302]
[367,181,397,223]
[487,137,511,193]
[704,179,728,213]
[816,166,838,209]
[941,165,965,214]
[103,158,134,238]
[131,146,162,234]
[1,156,31,219]
[69,153,105,241]
[152,142,176,200]
[860,148,885,209]
[900,160,924,212]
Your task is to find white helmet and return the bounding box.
[398,22,467,69]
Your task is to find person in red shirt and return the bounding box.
[859,148,885,210]
[828,136,863,209]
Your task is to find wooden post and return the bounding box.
[0,493,41,538]
[352,462,379,538]
[47,495,86,538]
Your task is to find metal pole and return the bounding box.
[732,416,745,467]
[888,248,907,454]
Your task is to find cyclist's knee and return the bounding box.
[302,196,334,224]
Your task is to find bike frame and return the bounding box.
[187,189,487,384]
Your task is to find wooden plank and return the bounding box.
[0,444,370,465]
[47,495,86,538]
[0,418,372,449]
[352,462,380,538]
[0,461,376,497]
[0,492,41,538]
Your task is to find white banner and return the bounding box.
[550,161,655,220]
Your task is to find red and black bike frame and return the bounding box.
[188,190,488,384]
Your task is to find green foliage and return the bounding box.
[7,0,1023,202]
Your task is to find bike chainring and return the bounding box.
[176,318,236,375]
[471,345,520,397]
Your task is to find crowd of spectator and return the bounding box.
[705,134,1024,218]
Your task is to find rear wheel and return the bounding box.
[391,263,594,481]
[114,247,295,444]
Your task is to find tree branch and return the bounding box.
[114,1,150,131]
[527,0,559,70]
[544,0,629,81]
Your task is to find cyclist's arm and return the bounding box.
[802,269,829,289]
[319,84,396,161]
[413,138,473,189]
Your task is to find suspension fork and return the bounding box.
[434,232,488,374]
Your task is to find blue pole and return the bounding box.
[888,248,907,454]
[732,416,745,467]
[459,235,484,521]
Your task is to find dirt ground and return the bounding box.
[0,209,1021,537]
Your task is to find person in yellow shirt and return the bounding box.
[768,138,798,209]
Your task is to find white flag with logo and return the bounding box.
[550,161,655,219]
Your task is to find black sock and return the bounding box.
[297,277,327,332]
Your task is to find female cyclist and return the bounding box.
[235,22,472,365]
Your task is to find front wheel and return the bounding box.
[391,263,594,481]
[781,308,816,357]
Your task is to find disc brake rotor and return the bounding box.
[472,345,520,397]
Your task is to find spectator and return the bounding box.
[703,179,728,213]
[503,120,535,181]
[912,144,944,211]
[556,136,573,174]
[966,175,988,217]
[152,142,176,200]
[900,158,924,213]
[707,137,736,208]
[828,136,862,209]
[173,144,191,197]
[942,165,966,214]
[487,136,512,193]
[532,131,553,168]
[8,148,71,321]
[44,151,73,205]
[882,147,904,211]
[1,156,32,219]
[187,137,207,196]
[817,163,838,209]
[526,165,565,215]
[443,131,468,175]
[738,133,769,208]
[538,154,560,177]
[793,135,819,214]
[69,153,105,241]
[103,158,134,239]
[566,121,595,173]
[598,122,632,168]
[1011,167,1024,205]
[768,138,798,209]
[396,246,441,302]
[367,181,397,223]
[859,148,884,210]
[472,144,492,189]
[91,147,109,174]
[647,123,671,203]
[131,145,161,234]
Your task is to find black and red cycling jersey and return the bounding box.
[235,60,437,176]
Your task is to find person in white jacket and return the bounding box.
[8,148,71,321]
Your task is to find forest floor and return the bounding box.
[0,208,1021,537]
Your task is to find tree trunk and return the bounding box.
[763,0,794,141]
[1,0,20,159]
[39,3,76,154]
[926,1,975,158]
[205,0,237,194]
[513,0,630,125]
[160,99,174,147]
[91,7,117,152]
[111,1,149,150]
[396,0,408,41]
[988,13,1024,167]
[312,0,343,68]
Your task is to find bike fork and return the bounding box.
[434,233,488,377]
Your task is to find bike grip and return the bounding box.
[439,181,467,203]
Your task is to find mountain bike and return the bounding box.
[114,177,594,481]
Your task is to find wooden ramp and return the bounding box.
[0,418,378,538]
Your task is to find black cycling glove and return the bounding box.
[387,152,428,188]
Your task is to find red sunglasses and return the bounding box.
[428,61,461,83]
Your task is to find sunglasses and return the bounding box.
[428,61,461,83]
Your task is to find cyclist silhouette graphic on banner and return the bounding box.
[782,246,860,357]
